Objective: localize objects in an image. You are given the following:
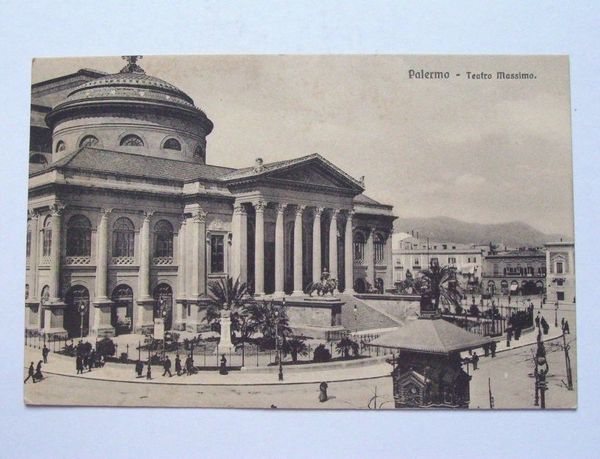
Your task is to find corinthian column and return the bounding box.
[48,202,65,302]
[329,209,339,287]
[292,205,305,295]
[253,201,266,295]
[274,203,286,297]
[95,208,112,302]
[231,204,248,284]
[138,210,154,301]
[174,216,187,330]
[312,207,323,283]
[344,210,355,294]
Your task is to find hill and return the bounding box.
[393,216,565,248]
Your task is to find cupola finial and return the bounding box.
[120,55,145,74]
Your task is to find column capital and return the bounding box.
[295,204,306,216]
[179,214,188,225]
[50,202,66,217]
[275,202,288,214]
[329,208,340,218]
[192,210,207,223]
[253,200,266,213]
[27,209,40,220]
[345,209,355,218]
[234,203,247,215]
[142,210,155,222]
[313,206,325,217]
[100,208,113,218]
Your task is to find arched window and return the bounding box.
[374,233,385,265]
[26,221,32,258]
[40,285,50,304]
[154,220,173,257]
[79,135,99,148]
[163,138,181,151]
[29,154,48,167]
[120,134,144,147]
[42,216,52,257]
[66,215,92,256]
[353,232,365,264]
[112,217,135,257]
[193,145,205,161]
[56,140,66,152]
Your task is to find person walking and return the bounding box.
[88,349,96,372]
[146,362,152,380]
[185,355,194,375]
[42,344,49,364]
[563,320,570,334]
[162,356,173,377]
[535,313,541,329]
[490,340,497,358]
[34,360,44,382]
[541,316,549,335]
[506,325,512,347]
[472,352,479,370]
[561,317,565,330]
[24,362,35,384]
[135,360,144,378]
[76,354,84,374]
[175,355,182,376]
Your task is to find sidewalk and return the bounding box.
[23,346,393,386]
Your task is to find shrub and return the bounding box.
[96,337,116,358]
[313,344,331,363]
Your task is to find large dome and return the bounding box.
[46,57,213,134]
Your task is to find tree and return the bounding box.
[242,300,292,349]
[418,263,463,311]
[336,337,360,359]
[205,276,250,334]
[281,337,309,362]
[313,344,332,363]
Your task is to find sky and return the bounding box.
[32,55,574,237]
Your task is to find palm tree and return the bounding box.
[281,337,309,363]
[336,337,359,359]
[418,263,463,311]
[242,300,291,349]
[205,276,250,336]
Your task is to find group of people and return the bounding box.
[134,354,197,380]
[75,342,104,374]
[535,313,550,335]
[24,360,44,384]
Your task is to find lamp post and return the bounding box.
[353,304,358,333]
[78,301,88,340]
[554,301,559,328]
[276,298,285,381]
[160,295,167,358]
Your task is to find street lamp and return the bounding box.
[276,298,285,381]
[78,300,88,339]
[554,301,559,328]
[353,304,358,333]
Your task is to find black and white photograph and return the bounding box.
[23,54,576,410]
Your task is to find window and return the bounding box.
[557,279,564,286]
[448,257,456,264]
[163,138,181,151]
[556,262,564,274]
[56,141,66,152]
[66,215,92,256]
[442,244,447,250]
[42,216,52,256]
[120,134,144,147]
[210,234,225,272]
[374,233,385,265]
[353,232,366,264]
[557,292,565,301]
[414,258,420,267]
[430,257,439,267]
[112,217,135,257]
[154,220,173,257]
[79,135,99,148]
[26,225,31,257]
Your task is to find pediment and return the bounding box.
[268,162,358,191]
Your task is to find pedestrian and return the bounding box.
[162,356,173,377]
[175,355,182,376]
[483,343,489,357]
[42,344,49,364]
[490,340,497,358]
[24,362,35,384]
[88,349,96,371]
[561,317,565,330]
[34,360,44,382]
[506,325,512,347]
[146,362,152,380]
[563,320,570,334]
[472,352,479,370]
[535,313,541,329]
[319,382,329,402]
[135,360,144,378]
[76,354,84,374]
[541,316,549,335]
[219,355,228,375]
[185,356,194,375]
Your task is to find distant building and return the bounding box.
[545,241,575,303]
[482,248,546,296]
[392,233,485,291]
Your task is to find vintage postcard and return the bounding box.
[24,55,575,409]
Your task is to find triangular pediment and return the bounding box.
[269,163,351,189]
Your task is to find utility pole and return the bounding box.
[488,378,494,409]
[562,333,574,390]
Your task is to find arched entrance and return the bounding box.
[354,278,367,294]
[153,283,173,330]
[39,285,50,329]
[65,285,90,338]
[111,284,133,335]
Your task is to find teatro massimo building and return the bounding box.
[25,57,396,339]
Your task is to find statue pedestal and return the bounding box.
[216,311,234,355]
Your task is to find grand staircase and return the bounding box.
[339,294,407,331]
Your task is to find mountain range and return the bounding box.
[393,216,566,248]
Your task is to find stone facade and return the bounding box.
[25,58,396,339]
[545,241,575,304]
[482,249,546,296]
